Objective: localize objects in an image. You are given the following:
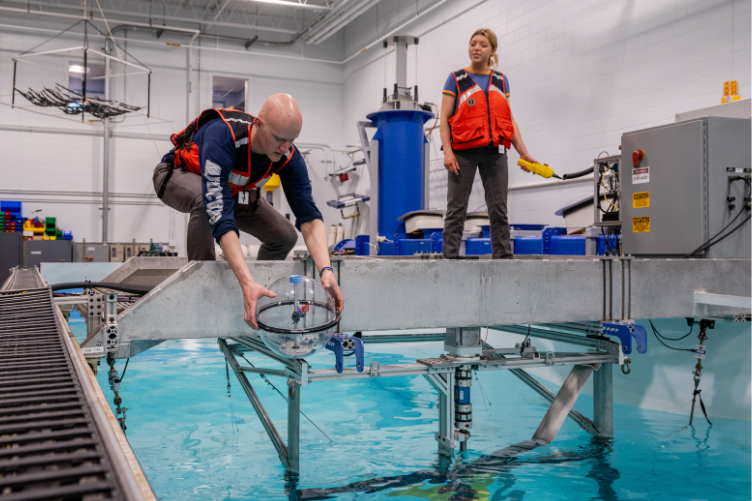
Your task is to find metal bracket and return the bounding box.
[602,321,647,354]
[325,333,364,374]
[105,292,118,352]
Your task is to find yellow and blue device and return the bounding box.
[517,159,562,180]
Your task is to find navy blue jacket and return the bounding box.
[162,118,322,243]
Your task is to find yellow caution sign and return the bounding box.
[633,191,650,208]
[633,216,650,233]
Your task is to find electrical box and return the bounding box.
[73,243,110,262]
[24,240,73,268]
[620,117,751,257]
[0,233,22,285]
[593,155,621,227]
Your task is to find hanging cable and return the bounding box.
[240,354,333,443]
[648,320,695,352]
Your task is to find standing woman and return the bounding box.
[440,28,539,259]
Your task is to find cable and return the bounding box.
[683,181,751,257]
[240,354,333,443]
[561,166,594,180]
[649,320,695,352]
[49,281,151,294]
[120,358,130,381]
[652,320,694,341]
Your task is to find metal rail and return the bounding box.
[0,269,154,501]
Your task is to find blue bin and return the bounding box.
[510,224,546,231]
[514,236,543,255]
[465,238,492,255]
[479,225,491,238]
[548,235,586,255]
[395,238,432,255]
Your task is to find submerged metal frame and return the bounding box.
[219,321,623,473]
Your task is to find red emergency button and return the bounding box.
[632,149,645,168]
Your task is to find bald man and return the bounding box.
[153,94,343,329]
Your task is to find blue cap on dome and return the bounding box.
[289,275,303,284]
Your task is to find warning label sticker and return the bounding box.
[633,166,649,184]
[632,216,650,233]
[633,191,650,208]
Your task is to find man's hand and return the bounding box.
[443,151,460,175]
[320,269,344,314]
[242,282,277,330]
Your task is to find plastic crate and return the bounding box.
[514,236,543,255]
[547,235,586,255]
[465,238,492,255]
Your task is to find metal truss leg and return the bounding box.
[425,372,455,456]
[593,362,614,438]
[532,364,599,445]
[288,380,300,473]
[218,339,291,470]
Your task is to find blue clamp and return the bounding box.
[325,334,364,374]
[603,322,648,354]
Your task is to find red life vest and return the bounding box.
[170,108,294,197]
[448,69,514,151]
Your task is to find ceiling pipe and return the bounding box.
[303,0,380,44]
[0,0,300,34]
[305,0,380,44]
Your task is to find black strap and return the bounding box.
[157,163,175,200]
[689,380,713,426]
[252,188,261,212]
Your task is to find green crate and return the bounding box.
[45,217,56,229]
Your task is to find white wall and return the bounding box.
[0,13,347,257]
[343,0,751,226]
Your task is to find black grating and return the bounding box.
[0,275,125,501]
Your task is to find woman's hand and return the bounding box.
[444,150,460,175]
[518,153,540,173]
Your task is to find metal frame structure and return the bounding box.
[217,322,622,472]
[51,255,750,474]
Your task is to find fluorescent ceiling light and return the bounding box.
[69,65,88,73]
[248,0,329,11]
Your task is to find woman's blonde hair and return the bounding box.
[469,28,498,68]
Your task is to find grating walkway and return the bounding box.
[0,271,127,501]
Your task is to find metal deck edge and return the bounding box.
[53,303,157,501]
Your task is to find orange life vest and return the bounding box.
[169,108,294,197]
[448,69,514,151]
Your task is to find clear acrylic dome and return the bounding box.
[257,275,339,359]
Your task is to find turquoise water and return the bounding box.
[68,315,751,501]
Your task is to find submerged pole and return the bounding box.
[593,363,614,437]
[288,379,300,473]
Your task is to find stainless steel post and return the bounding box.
[102,39,111,244]
[593,362,614,437]
[287,379,300,473]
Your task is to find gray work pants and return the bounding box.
[442,148,512,259]
[152,163,297,261]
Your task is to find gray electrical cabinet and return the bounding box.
[24,240,73,268]
[0,233,22,285]
[621,117,751,258]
